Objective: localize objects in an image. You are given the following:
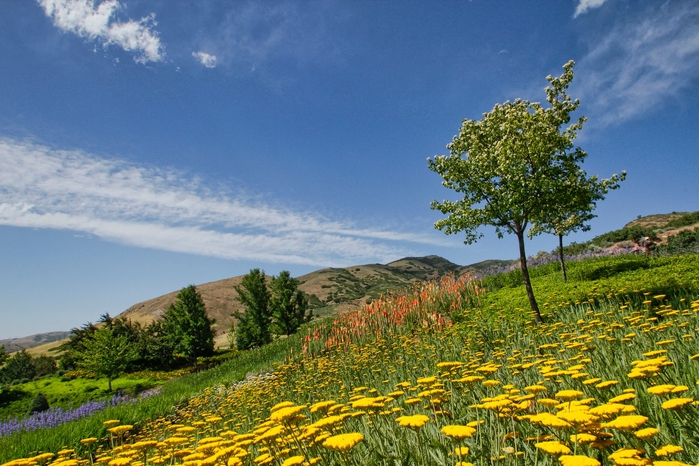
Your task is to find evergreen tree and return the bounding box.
[162,285,216,366]
[233,269,272,350]
[270,271,312,336]
[1,350,35,384]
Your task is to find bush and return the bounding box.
[27,393,50,415]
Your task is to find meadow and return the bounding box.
[2,253,699,466]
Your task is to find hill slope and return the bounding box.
[118,255,485,341]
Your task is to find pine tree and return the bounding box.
[233,269,272,350]
[270,271,312,336]
[162,285,216,366]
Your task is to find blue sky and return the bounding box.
[1,0,698,339]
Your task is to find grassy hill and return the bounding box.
[0,332,71,354]
[117,255,486,343]
[2,252,699,463]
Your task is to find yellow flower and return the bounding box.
[570,434,596,444]
[556,390,584,400]
[454,446,470,456]
[310,400,336,413]
[108,425,133,435]
[80,438,98,446]
[322,432,364,452]
[270,401,295,412]
[602,415,648,430]
[634,427,660,439]
[104,420,121,427]
[595,380,619,389]
[535,441,571,455]
[525,385,548,394]
[647,385,676,395]
[281,456,305,466]
[482,379,500,387]
[558,455,601,466]
[608,393,636,404]
[655,445,684,457]
[396,414,429,429]
[108,459,132,466]
[270,405,307,423]
[441,425,476,440]
[661,398,693,410]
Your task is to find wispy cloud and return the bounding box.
[573,0,609,18]
[0,139,440,266]
[192,51,217,68]
[38,0,164,63]
[575,1,699,125]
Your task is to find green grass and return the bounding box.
[471,254,699,324]
[0,375,158,421]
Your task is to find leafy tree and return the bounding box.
[530,167,625,281]
[233,269,272,350]
[270,271,312,336]
[0,345,6,366]
[0,350,35,384]
[428,61,597,324]
[56,321,99,371]
[33,355,57,378]
[162,285,215,367]
[75,326,137,391]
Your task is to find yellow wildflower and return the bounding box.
[535,441,571,455]
[396,414,429,429]
[322,432,364,452]
[661,398,693,410]
[441,425,476,440]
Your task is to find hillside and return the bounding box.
[0,331,71,353]
[117,255,485,341]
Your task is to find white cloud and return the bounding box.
[192,51,217,68]
[0,139,440,266]
[38,0,164,63]
[573,0,609,18]
[576,1,699,125]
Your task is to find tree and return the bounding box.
[233,269,272,350]
[428,61,598,324]
[75,327,137,391]
[162,285,216,367]
[270,271,312,336]
[530,168,624,281]
[1,350,35,384]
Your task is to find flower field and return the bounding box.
[3,254,699,465]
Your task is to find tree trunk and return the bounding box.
[517,231,543,324]
[108,377,113,392]
[558,234,567,282]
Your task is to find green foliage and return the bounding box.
[0,345,6,366]
[75,327,138,391]
[657,227,699,255]
[270,271,312,336]
[162,285,216,364]
[1,351,35,384]
[233,269,272,350]
[664,211,699,229]
[591,224,658,246]
[27,393,49,415]
[32,356,57,378]
[428,61,599,322]
[473,254,699,324]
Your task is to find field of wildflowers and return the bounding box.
[2,253,699,465]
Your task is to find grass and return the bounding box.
[0,375,158,421]
[2,253,699,465]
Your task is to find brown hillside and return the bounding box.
[117,255,470,345]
